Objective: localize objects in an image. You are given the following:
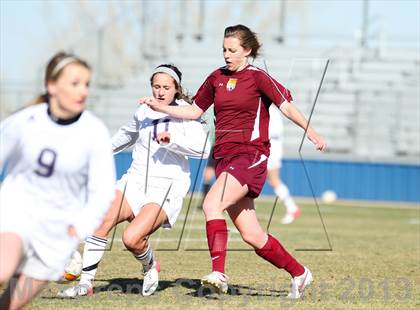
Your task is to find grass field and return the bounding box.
[8,197,420,309]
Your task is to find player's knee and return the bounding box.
[202,201,213,214]
[202,201,225,218]
[122,229,145,252]
[241,231,264,247]
[202,195,230,213]
[0,269,13,284]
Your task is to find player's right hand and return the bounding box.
[139,96,154,105]
[139,96,165,112]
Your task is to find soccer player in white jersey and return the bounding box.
[267,104,301,224]
[0,52,116,309]
[58,64,210,298]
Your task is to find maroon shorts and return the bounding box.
[214,152,268,198]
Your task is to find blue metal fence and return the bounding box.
[3,153,416,202]
[115,153,420,203]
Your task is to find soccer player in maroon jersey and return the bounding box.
[141,24,326,299]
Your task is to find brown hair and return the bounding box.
[224,24,262,59]
[31,52,91,105]
[150,64,191,103]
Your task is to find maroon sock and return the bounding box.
[206,219,228,273]
[255,234,304,277]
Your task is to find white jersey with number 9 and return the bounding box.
[0,103,115,279]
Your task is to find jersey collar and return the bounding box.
[169,99,179,106]
[47,105,83,125]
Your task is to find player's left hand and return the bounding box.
[156,132,171,144]
[308,131,327,151]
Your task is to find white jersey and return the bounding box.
[268,104,284,170]
[269,104,284,141]
[112,99,210,183]
[0,103,115,271]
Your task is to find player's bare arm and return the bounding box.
[139,96,204,120]
[279,101,327,151]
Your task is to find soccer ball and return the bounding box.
[63,250,83,281]
[321,190,337,204]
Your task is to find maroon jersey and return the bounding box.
[193,64,293,159]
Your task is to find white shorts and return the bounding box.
[0,190,78,281]
[0,224,74,281]
[267,137,283,171]
[15,235,64,281]
[116,172,190,229]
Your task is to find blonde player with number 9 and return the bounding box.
[0,52,116,309]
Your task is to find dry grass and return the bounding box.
[3,198,419,309]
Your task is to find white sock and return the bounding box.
[79,235,107,286]
[274,183,298,213]
[134,245,154,273]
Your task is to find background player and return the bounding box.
[267,104,301,224]
[58,64,210,298]
[199,108,216,208]
[200,149,215,208]
[142,25,326,299]
[0,52,115,310]
[204,105,301,223]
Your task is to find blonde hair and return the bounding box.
[31,52,90,105]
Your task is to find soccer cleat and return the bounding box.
[281,207,301,225]
[142,260,160,296]
[288,266,313,299]
[201,271,229,294]
[57,283,93,298]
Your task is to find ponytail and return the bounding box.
[29,93,49,106]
